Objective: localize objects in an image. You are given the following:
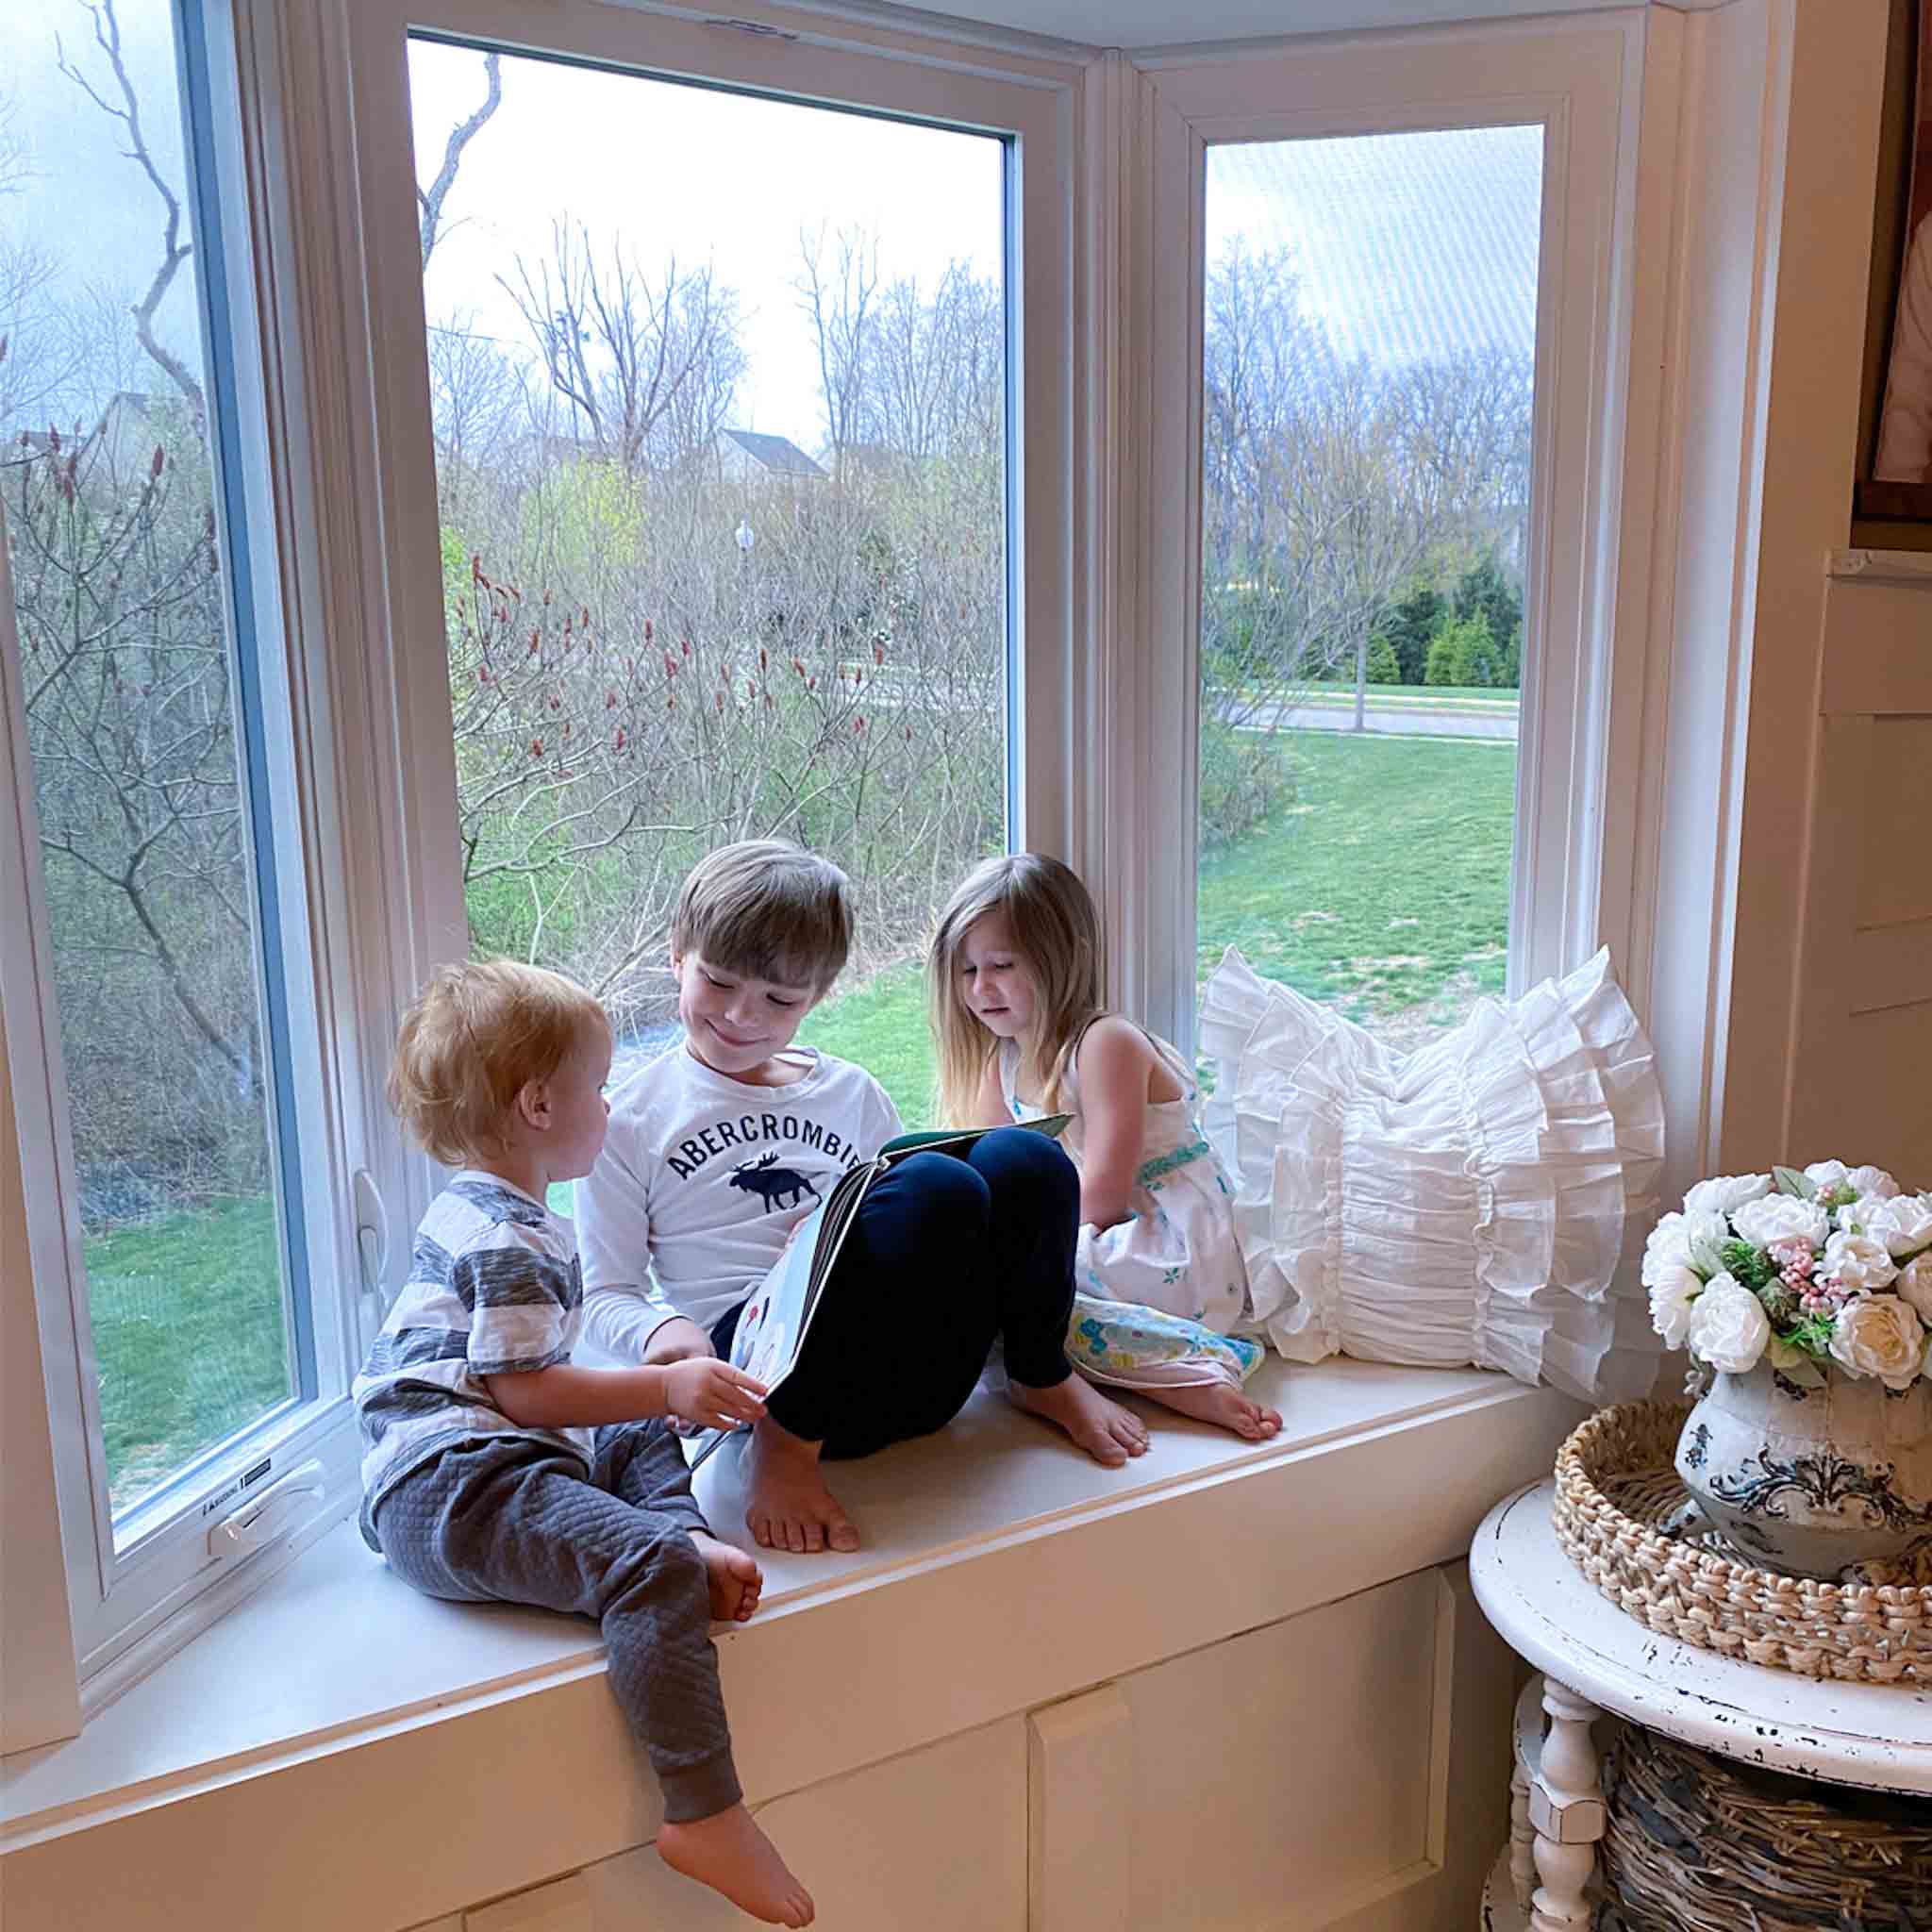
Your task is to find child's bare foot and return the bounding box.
[1008,1374,1150,1466]
[743,1418,859,1555]
[658,1802,814,1926]
[1150,1378,1282,1441]
[690,1530,762,1622]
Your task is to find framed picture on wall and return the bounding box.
[1861,1,1932,521]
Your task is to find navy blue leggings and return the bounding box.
[711,1126,1077,1458]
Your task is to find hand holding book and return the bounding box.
[663,1357,768,1432]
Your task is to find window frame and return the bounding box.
[0,0,368,1707]
[1104,15,1656,1053]
[335,0,1087,1228]
[1,0,1677,1737]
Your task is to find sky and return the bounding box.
[2,3,1540,445]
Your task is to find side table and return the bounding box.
[1469,1480,1932,1930]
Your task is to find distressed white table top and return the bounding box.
[1471,1481,1932,1795]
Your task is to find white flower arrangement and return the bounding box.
[1645,1160,1932,1388]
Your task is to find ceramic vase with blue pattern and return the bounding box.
[1674,1361,1932,1579]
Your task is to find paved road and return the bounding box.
[1233,698,1518,742]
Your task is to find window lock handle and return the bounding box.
[206,1458,325,1559]
[352,1165,391,1324]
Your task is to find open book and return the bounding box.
[688,1113,1072,1471]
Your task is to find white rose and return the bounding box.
[1828,1294,1926,1390]
[1684,1174,1774,1219]
[1647,1263,1702,1349]
[1685,1274,1772,1375]
[1731,1193,1828,1250]
[1804,1159,1851,1191]
[1896,1253,1932,1324]
[1642,1211,1689,1284]
[1642,1209,1727,1285]
[1824,1229,1899,1292]
[1865,1193,1932,1258]
[1845,1164,1901,1200]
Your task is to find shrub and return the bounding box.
[1365,635,1401,685]
[1200,718,1296,848]
[1424,612,1497,687]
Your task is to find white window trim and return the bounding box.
[334,0,1091,1225]
[0,0,382,1721]
[0,0,1093,1739]
[1087,11,1665,1051]
[5,0,1785,1748]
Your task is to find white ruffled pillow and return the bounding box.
[1200,947,1665,1405]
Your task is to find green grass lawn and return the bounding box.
[76,729,1516,1482]
[798,958,935,1126]
[83,1194,291,1513]
[803,728,1518,1119]
[1200,731,1516,1036]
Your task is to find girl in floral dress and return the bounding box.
[928,854,1282,1441]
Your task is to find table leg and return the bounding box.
[1509,1755,1535,1909]
[1527,1677,1606,1932]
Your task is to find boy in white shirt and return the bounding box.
[356,960,812,1927]
[579,841,1147,1555]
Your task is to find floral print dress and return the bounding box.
[1000,1031,1263,1391]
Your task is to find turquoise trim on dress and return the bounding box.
[1135,1136,1211,1190]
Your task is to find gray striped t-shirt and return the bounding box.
[354,1172,592,1536]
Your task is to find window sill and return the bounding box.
[1,1358,1580,1932]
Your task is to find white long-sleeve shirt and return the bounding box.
[576,1042,901,1360]
[1876,212,1932,484]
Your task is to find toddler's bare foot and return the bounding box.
[690,1530,762,1622]
[1009,1374,1150,1466]
[658,1802,814,1926]
[743,1418,859,1555]
[1150,1378,1282,1441]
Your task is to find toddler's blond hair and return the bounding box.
[388,959,609,1166]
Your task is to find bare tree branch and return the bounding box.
[418,50,503,268]
[56,0,206,433]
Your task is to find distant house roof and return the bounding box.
[719,428,826,479]
[104,390,165,424]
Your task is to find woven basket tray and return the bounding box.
[1552,1400,1932,1685]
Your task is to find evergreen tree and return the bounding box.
[1452,554,1520,656]
[1378,583,1444,686]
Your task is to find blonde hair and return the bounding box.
[389,959,610,1166]
[673,840,853,994]
[927,853,1104,1127]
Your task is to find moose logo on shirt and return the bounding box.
[727,1152,822,1213]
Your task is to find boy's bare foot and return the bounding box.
[1149,1378,1283,1441]
[690,1530,762,1622]
[658,1802,814,1926]
[743,1418,860,1555]
[1008,1374,1150,1466]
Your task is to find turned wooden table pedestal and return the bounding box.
[1468,1479,1932,1929]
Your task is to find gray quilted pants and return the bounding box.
[372,1419,741,1822]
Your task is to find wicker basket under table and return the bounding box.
[1596,1720,1932,1930]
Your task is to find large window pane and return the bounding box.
[1198,127,1537,1056]
[3,0,305,1523]
[408,42,1009,1126]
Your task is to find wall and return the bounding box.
[1790,554,1932,1177]
[1706,0,1929,1177]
